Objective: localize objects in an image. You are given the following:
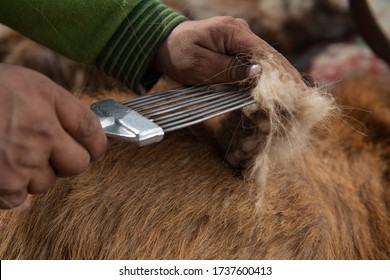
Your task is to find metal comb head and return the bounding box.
[90,85,255,146]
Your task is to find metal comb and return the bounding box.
[90,85,255,146]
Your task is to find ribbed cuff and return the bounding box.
[95,0,187,93]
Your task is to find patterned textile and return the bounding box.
[294,0,390,86]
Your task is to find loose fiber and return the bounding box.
[218,49,335,204]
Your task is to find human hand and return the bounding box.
[152,16,267,85]
[153,16,303,85]
[0,64,107,209]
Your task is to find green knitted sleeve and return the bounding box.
[0,0,187,91]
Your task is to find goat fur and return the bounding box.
[0,24,389,260]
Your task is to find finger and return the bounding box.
[50,129,91,177]
[225,56,249,82]
[222,24,302,83]
[235,18,251,30]
[204,51,259,83]
[245,64,262,79]
[27,165,57,194]
[54,92,107,162]
[206,18,263,56]
[0,187,28,209]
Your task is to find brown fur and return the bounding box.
[0,74,389,259]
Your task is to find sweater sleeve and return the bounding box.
[0,0,187,92]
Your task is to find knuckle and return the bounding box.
[56,150,90,177]
[209,24,223,41]
[10,144,47,169]
[217,15,236,24]
[76,109,107,161]
[14,152,43,169]
[236,18,250,28]
[77,108,101,141]
[18,119,59,149]
[35,118,58,139]
[27,73,56,100]
[28,175,56,195]
[91,135,107,161]
[78,150,91,172]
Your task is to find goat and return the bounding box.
[0,53,389,260]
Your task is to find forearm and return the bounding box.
[0,0,187,91]
[95,0,187,92]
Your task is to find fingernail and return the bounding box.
[245,64,262,78]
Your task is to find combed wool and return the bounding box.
[216,49,335,195]
[248,52,334,181]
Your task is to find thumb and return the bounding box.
[206,53,262,83]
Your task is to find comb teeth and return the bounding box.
[122,85,256,132]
